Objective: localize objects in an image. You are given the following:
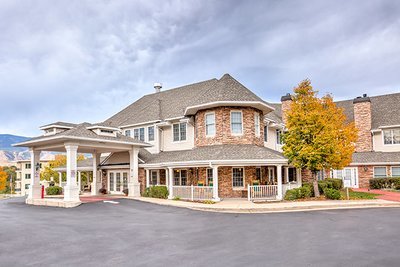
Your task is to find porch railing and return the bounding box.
[248,185,278,201]
[172,185,213,201]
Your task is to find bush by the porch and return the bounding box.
[46,186,62,195]
[284,186,312,200]
[369,177,400,190]
[323,188,341,200]
[142,186,168,199]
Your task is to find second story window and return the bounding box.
[125,130,131,137]
[383,128,400,145]
[148,126,155,141]
[231,111,243,135]
[25,174,31,179]
[264,125,268,142]
[25,163,31,169]
[173,123,187,142]
[205,113,215,136]
[276,130,282,145]
[254,113,260,137]
[133,128,145,141]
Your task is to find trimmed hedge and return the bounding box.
[46,186,63,195]
[284,186,312,200]
[142,186,169,199]
[369,177,400,190]
[324,188,341,200]
[318,178,343,194]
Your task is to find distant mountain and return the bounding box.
[0,134,29,152]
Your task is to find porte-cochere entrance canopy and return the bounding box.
[14,122,150,206]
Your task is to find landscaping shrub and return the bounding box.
[324,188,341,200]
[325,178,343,190]
[284,186,312,200]
[99,188,107,194]
[142,186,168,199]
[46,186,62,195]
[369,177,400,190]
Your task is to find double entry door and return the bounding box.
[109,171,129,193]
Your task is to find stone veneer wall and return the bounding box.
[218,166,259,198]
[195,107,264,147]
[281,98,292,125]
[353,101,372,152]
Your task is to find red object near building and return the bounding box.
[41,185,44,199]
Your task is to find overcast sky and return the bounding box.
[1,0,399,136]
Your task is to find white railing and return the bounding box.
[172,185,213,201]
[248,185,278,201]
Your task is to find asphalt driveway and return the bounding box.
[1,197,400,267]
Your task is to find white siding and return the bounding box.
[373,131,400,152]
[162,123,195,151]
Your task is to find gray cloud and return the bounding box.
[1,0,399,136]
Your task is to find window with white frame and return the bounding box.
[173,123,187,142]
[276,130,282,144]
[391,166,400,177]
[125,130,131,137]
[148,126,155,141]
[264,125,268,142]
[374,167,387,178]
[207,168,213,185]
[173,170,187,185]
[150,170,158,185]
[232,167,244,187]
[383,128,400,145]
[230,111,243,135]
[254,113,260,136]
[205,113,215,136]
[25,174,31,179]
[133,128,145,141]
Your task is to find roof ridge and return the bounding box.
[143,78,218,97]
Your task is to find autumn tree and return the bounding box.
[282,80,358,197]
[0,167,7,192]
[41,154,86,184]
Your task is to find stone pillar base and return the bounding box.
[27,184,42,200]
[128,182,141,197]
[64,185,80,202]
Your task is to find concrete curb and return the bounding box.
[130,197,400,214]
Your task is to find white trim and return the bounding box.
[164,116,185,122]
[140,159,288,168]
[86,125,120,131]
[184,101,275,116]
[230,110,243,136]
[172,122,187,143]
[205,112,216,137]
[232,167,245,189]
[120,120,161,129]
[13,135,151,147]
[39,124,74,130]
[378,125,400,129]
[350,162,400,166]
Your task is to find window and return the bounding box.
[173,123,186,142]
[288,168,296,182]
[264,125,268,142]
[254,113,260,136]
[383,128,400,145]
[205,113,216,136]
[276,130,282,145]
[125,130,131,137]
[109,173,114,191]
[391,167,400,177]
[100,129,114,134]
[116,173,121,191]
[25,174,31,179]
[25,184,30,190]
[173,170,187,185]
[207,168,213,185]
[25,163,31,169]
[123,173,128,190]
[374,167,387,178]
[256,168,261,181]
[316,170,325,181]
[230,111,243,135]
[148,126,155,141]
[232,167,244,187]
[133,128,145,141]
[150,170,158,185]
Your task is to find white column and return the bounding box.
[145,169,150,188]
[78,171,82,194]
[168,167,174,199]
[64,144,80,202]
[165,169,169,187]
[27,149,41,200]
[285,167,289,183]
[212,166,220,201]
[128,147,140,197]
[91,152,101,195]
[58,172,62,186]
[277,165,283,200]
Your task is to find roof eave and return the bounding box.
[184,101,275,116]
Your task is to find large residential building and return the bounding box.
[14,74,400,204]
[15,159,52,195]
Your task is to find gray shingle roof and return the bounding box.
[352,151,400,164]
[265,103,283,124]
[104,74,271,127]
[139,144,286,164]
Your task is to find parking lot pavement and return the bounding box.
[1,197,400,267]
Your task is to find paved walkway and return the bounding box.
[353,188,400,202]
[129,197,400,213]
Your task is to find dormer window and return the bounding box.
[44,128,55,135]
[383,128,400,145]
[134,128,145,141]
[100,129,114,134]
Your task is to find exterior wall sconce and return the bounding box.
[363,166,368,172]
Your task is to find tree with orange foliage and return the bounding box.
[0,167,8,192]
[282,80,358,197]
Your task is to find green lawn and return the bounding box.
[341,190,380,200]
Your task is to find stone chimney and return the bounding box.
[281,93,292,125]
[154,82,162,93]
[353,94,372,152]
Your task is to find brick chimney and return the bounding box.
[353,94,372,152]
[281,93,292,125]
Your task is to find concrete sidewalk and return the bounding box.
[129,197,400,213]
